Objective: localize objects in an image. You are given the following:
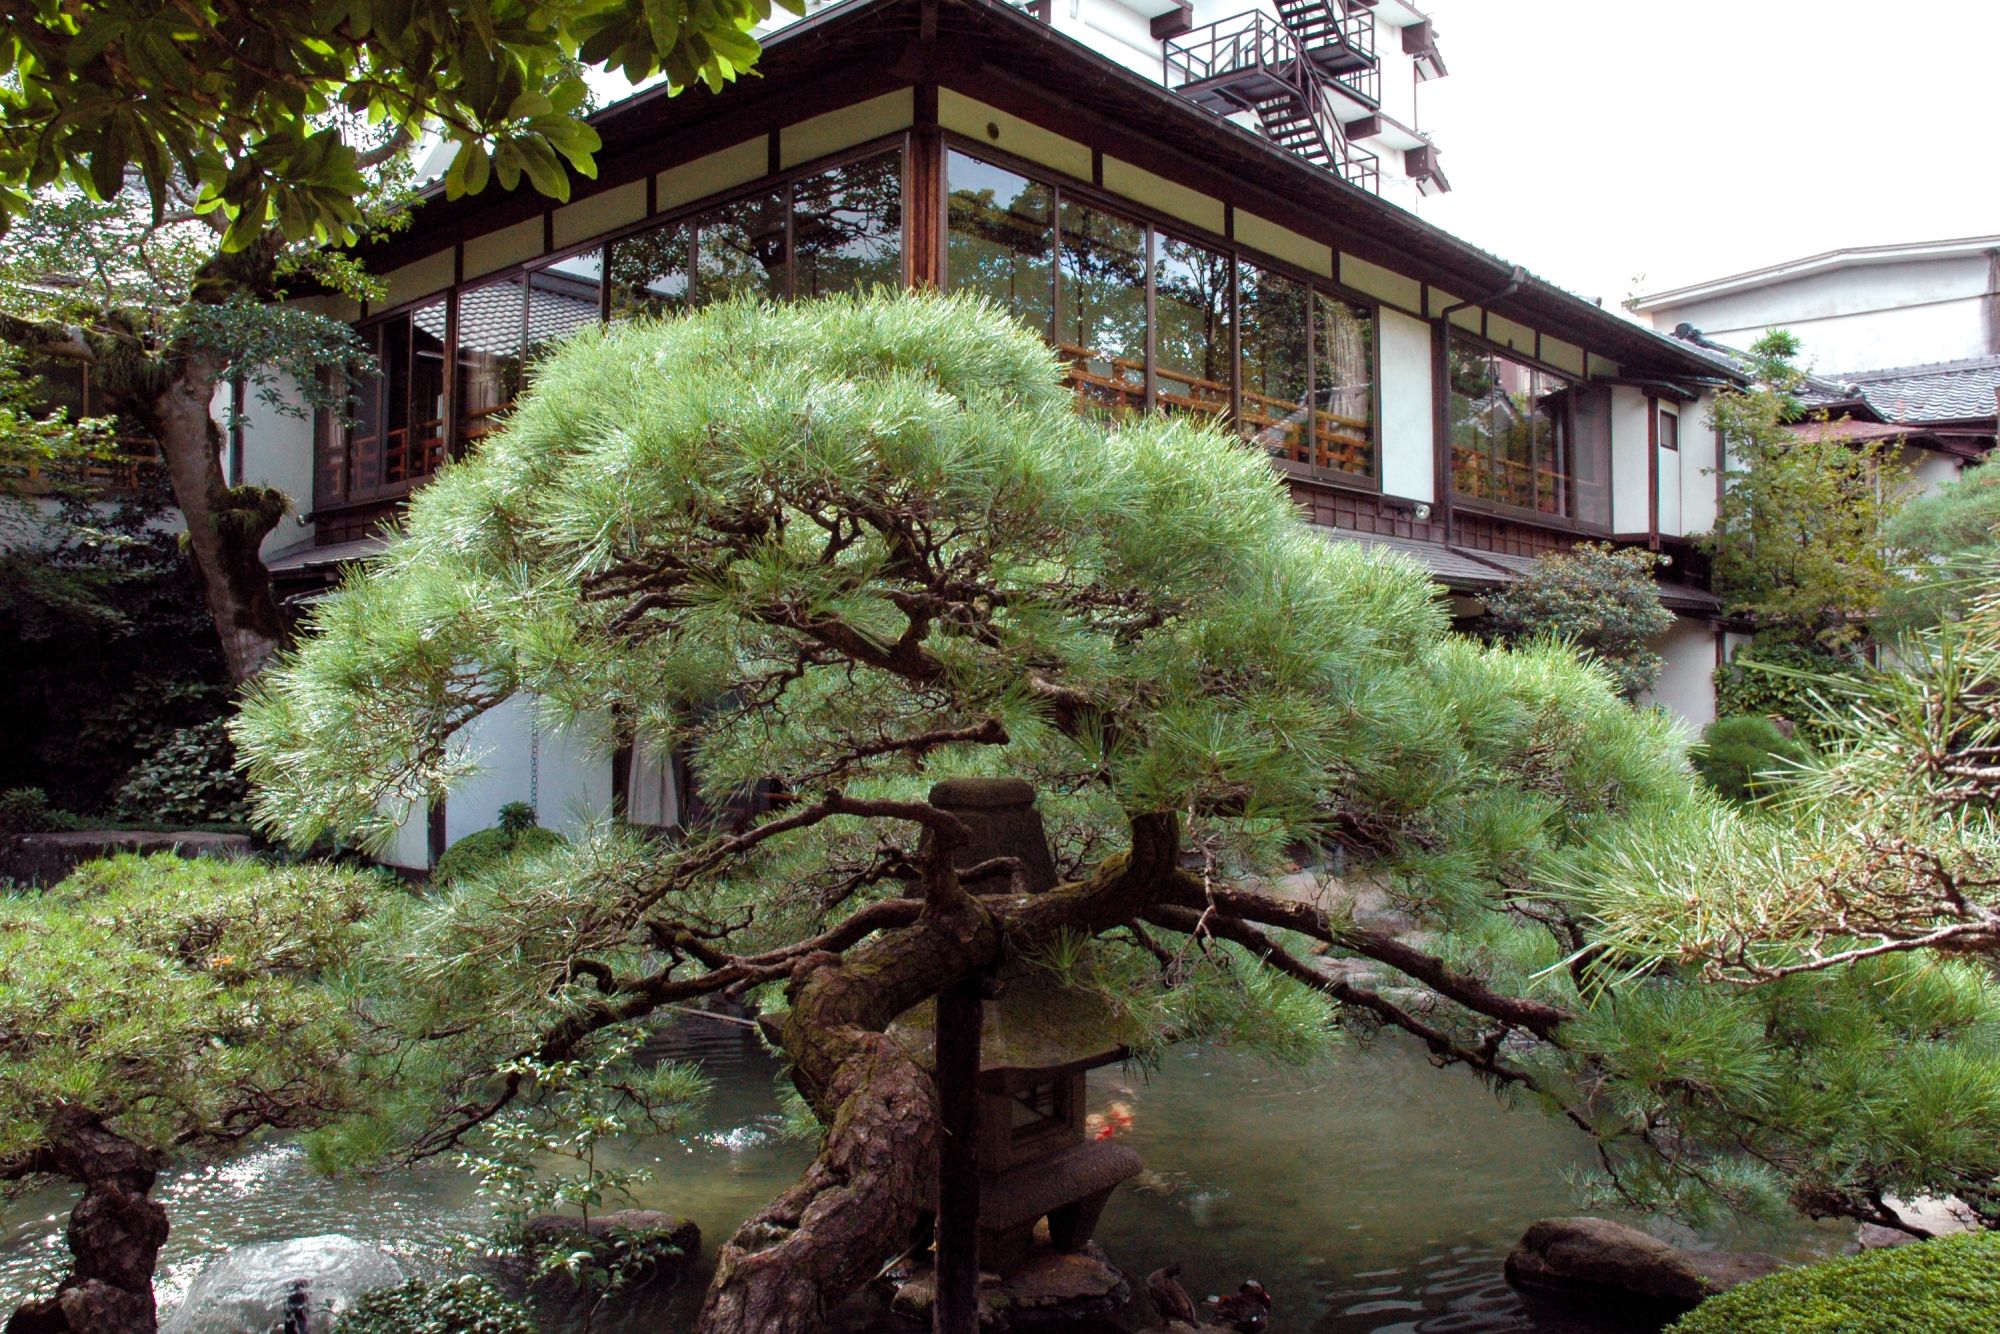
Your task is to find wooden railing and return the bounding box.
[1057,338,1375,475]
[1451,444,1607,519]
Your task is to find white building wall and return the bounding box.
[1677,392,1719,535]
[1378,307,1433,503]
[1645,254,1995,373]
[227,374,320,556]
[1639,614,1718,730]
[1655,402,1683,537]
[1610,387,1652,535]
[1902,443,1965,500]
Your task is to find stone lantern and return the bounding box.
[885,779,1141,1325]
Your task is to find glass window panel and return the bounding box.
[945,151,1054,335]
[1238,264,1309,463]
[1532,373,1570,516]
[1152,234,1231,422]
[456,276,525,455]
[1447,338,1495,503]
[1057,200,1147,418]
[1573,386,1613,531]
[608,222,692,320]
[526,254,604,373]
[1447,334,1583,519]
[394,299,448,486]
[695,190,789,303]
[1314,292,1376,479]
[793,150,903,299]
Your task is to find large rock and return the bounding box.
[517,1210,699,1290]
[1504,1216,1783,1316]
[1858,1195,1981,1249]
[161,1234,403,1334]
[881,1240,1131,1329]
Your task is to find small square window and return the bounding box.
[1659,410,1679,452]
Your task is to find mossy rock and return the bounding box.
[1670,1232,2000,1333]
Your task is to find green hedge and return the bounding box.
[1671,1233,2000,1333]
[1712,640,1860,749]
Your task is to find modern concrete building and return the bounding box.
[1635,238,2000,497]
[235,0,1740,866]
[1631,235,2000,375]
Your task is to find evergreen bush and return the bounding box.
[1670,1232,2000,1333]
[1713,639,1860,749]
[1483,542,1674,697]
[334,1276,535,1334]
[0,787,79,835]
[113,718,249,826]
[431,802,563,887]
[1690,716,1812,804]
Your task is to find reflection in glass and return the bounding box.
[1153,235,1231,421]
[946,151,1054,334]
[609,223,692,320]
[1238,263,1309,461]
[526,253,604,371]
[456,276,525,455]
[793,151,903,298]
[1448,336,1581,519]
[1314,293,1375,478]
[1057,200,1146,417]
[696,190,789,303]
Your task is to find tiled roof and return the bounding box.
[1835,356,2000,425]
[1319,527,1514,590]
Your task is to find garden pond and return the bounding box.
[0,1024,1846,1332]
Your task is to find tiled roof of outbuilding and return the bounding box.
[1833,356,2000,425]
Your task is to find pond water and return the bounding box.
[0,1023,1843,1332]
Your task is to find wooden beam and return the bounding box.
[933,975,984,1334]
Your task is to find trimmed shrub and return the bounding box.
[0,787,79,835]
[431,802,563,887]
[1712,639,1860,749]
[1484,542,1675,698]
[113,719,248,826]
[1690,715,1813,804]
[334,1276,536,1334]
[1670,1232,2000,1333]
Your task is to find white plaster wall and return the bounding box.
[1677,393,1719,535]
[1377,307,1434,503]
[1610,386,1652,535]
[1902,443,1964,500]
[393,696,617,863]
[1655,405,1683,537]
[225,374,320,555]
[1638,613,1718,731]
[1646,255,1994,373]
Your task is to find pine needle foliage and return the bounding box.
[227,294,2000,1295]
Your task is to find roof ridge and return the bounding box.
[1838,354,2000,381]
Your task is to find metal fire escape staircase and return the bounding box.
[1163,4,1381,194]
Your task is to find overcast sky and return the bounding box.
[1411,0,2000,314]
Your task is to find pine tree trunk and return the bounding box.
[5,1125,168,1334]
[148,356,288,683]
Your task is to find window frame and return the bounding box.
[938,133,1386,492]
[1442,327,1609,534]
[317,135,913,519]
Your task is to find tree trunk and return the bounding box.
[696,815,1181,1332]
[147,358,289,683]
[6,1124,169,1334]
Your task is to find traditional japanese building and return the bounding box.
[245,0,1742,866]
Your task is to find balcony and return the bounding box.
[1274,0,1376,77]
[1163,11,1381,192]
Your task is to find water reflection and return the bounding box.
[0,1026,1841,1332]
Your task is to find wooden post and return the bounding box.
[933,973,984,1333]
